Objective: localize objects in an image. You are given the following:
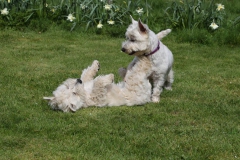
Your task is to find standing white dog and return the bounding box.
[121,16,174,103]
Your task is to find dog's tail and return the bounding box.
[157,29,171,40]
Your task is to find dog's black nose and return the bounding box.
[121,48,126,52]
[76,79,82,84]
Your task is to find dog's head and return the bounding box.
[121,16,152,56]
[44,78,87,112]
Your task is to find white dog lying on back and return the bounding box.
[44,57,152,112]
[121,16,174,103]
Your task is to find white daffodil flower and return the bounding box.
[107,20,115,25]
[209,22,219,30]
[1,8,9,15]
[97,22,103,28]
[136,8,143,14]
[51,8,56,13]
[80,4,87,10]
[216,3,224,11]
[67,14,76,22]
[104,4,111,10]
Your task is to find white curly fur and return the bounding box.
[44,57,152,112]
[121,16,174,103]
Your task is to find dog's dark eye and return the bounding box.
[130,39,135,42]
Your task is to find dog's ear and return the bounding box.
[130,15,137,24]
[43,97,54,101]
[138,19,147,33]
[69,104,77,112]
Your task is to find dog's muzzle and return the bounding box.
[121,48,126,52]
[121,48,136,55]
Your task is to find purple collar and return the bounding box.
[144,41,160,56]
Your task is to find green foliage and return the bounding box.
[0,0,150,34]
[0,0,239,44]
[173,26,240,46]
[230,15,240,27]
[174,28,212,45]
[214,25,240,45]
[28,18,52,32]
[161,0,240,45]
[164,0,226,30]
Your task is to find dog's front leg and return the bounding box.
[81,60,100,82]
[151,74,166,103]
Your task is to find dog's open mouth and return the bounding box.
[129,51,136,55]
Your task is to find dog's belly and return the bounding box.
[83,81,94,94]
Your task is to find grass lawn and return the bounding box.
[0,29,239,159]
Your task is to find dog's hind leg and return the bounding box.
[164,69,174,90]
[81,60,100,83]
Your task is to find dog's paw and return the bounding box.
[151,97,160,103]
[92,60,100,71]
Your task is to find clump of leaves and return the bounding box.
[163,0,225,30]
[0,0,151,32]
